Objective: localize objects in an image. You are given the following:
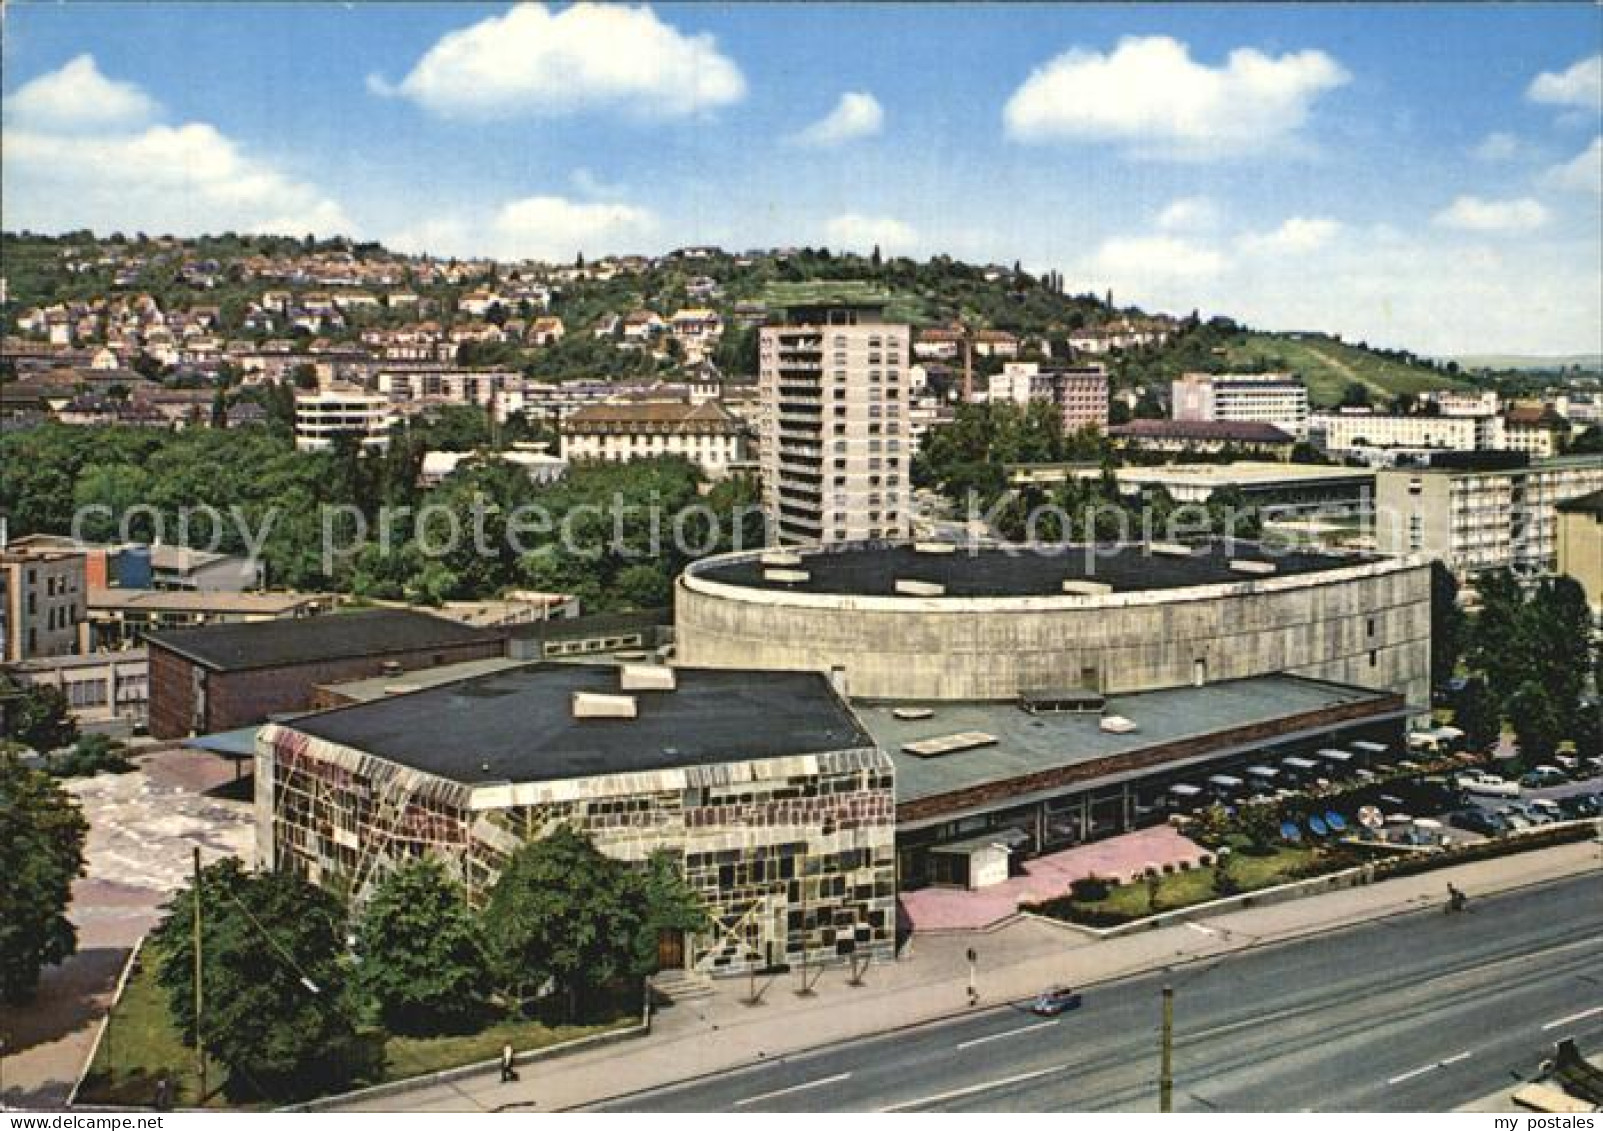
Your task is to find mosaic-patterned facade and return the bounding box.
[256,724,897,974]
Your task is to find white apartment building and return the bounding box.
[294,387,393,452]
[760,304,911,545]
[989,362,1109,433]
[560,399,749,478]
[376,367,518,407]
[1375,455,1603,578]
[1312,410,1504,457]
[1172,373,1310,440]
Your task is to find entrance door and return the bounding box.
[656,928,685,972]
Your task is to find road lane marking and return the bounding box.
[957,1020,1059,1050]
[1542,1005,1603,1031]
[1186,922,1220,937]
[1387,1051,1472,1086]
[733,1072,851,1107]
[879,1063,1069,1111]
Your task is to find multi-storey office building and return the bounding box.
[1,547,88,662]
[1172,372,1311,440]
[1311,410,1503,457]
[760,303,911,545]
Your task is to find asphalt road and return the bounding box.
[594,871,1603,1112]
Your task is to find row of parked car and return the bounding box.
[1451,792,1601,835]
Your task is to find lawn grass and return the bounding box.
[79,944,638,1109]
[1054,840,1320,924]
[1223,332,1469,406]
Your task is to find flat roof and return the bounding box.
[88,587,323,614]
[286,663,872,785]
[692,539,1380,598]
[320,655,528,702]
[149,608,503,672]
[856,675,1398,806]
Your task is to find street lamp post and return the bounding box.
[1159,984,1174,1113]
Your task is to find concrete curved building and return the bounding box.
[676,541,1431,707]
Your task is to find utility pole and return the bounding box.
[193,847,206,1104]
[1159,983,1174,1113]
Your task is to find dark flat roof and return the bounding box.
[286,663,871,785]
[149,608,504,672]
[692,540,1379,598]
[1557,489,1603,516]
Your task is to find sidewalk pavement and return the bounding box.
[335,835,1603,1112]
[1,750,251,1110]
[900,825,1208,932]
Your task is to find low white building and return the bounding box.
[294,387,393,452]
[561,398,749,477]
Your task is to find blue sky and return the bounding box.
[3,3,1599,355]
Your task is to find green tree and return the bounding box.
[481,828,642,1020]
[1468,569,1525,710]
[0,752,89,1002]
[629,850,710,973]
[154,860,365,1101]
[1507,680,1565,764]
[1236,802,1282,854]
[1453,679,1501,752]
[0,675,79,752]
[356,858,491,1036]
[612,563,671,610]
[1429,562,1464,690]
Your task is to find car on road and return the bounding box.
[1519,765,1568,789]
[1455,771,1520,798]
[1031,986,1084,1016]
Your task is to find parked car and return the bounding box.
[1519,765,1568,789]
[1497,808,1533,831]
[1455,771,1520,798]
[1528,798,1565,821]
[1031,986,1084,1016]
[1558,793,1601,819]
[1450,809,1507,836]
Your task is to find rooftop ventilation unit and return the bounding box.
[572,691,638,719]
[620,664,676,692]
[901,731,998,758]
[1099,715,1139,734]
[1148,542,1194,557]
[895,578,946,597]
[760,550,803,567]
[914,541,958,555]
[1061,579,1113,596]
[1020,689,1106,714]
[1229,559,1277,575]
[764,568,810,583]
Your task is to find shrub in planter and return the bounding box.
[1069,873,1111,902]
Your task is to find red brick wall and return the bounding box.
[148,637,505,738]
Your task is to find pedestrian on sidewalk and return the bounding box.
[500,1043,519,1083]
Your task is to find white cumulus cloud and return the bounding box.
[4,54,161,133]
[1242,216,1341,255]
[369,2,746,120]
[389,195,658,261]
[1471,132,1521,162]
[792,91,884,147]
[1084,234,1227,282]
[2,56,350,238]
[1432,196,1550,233]
[1002,36,1349,158]
[1155,196,1219,231]
[1542,136,1603,195]
[1527,54,1602,109]
[824,212,917,253]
